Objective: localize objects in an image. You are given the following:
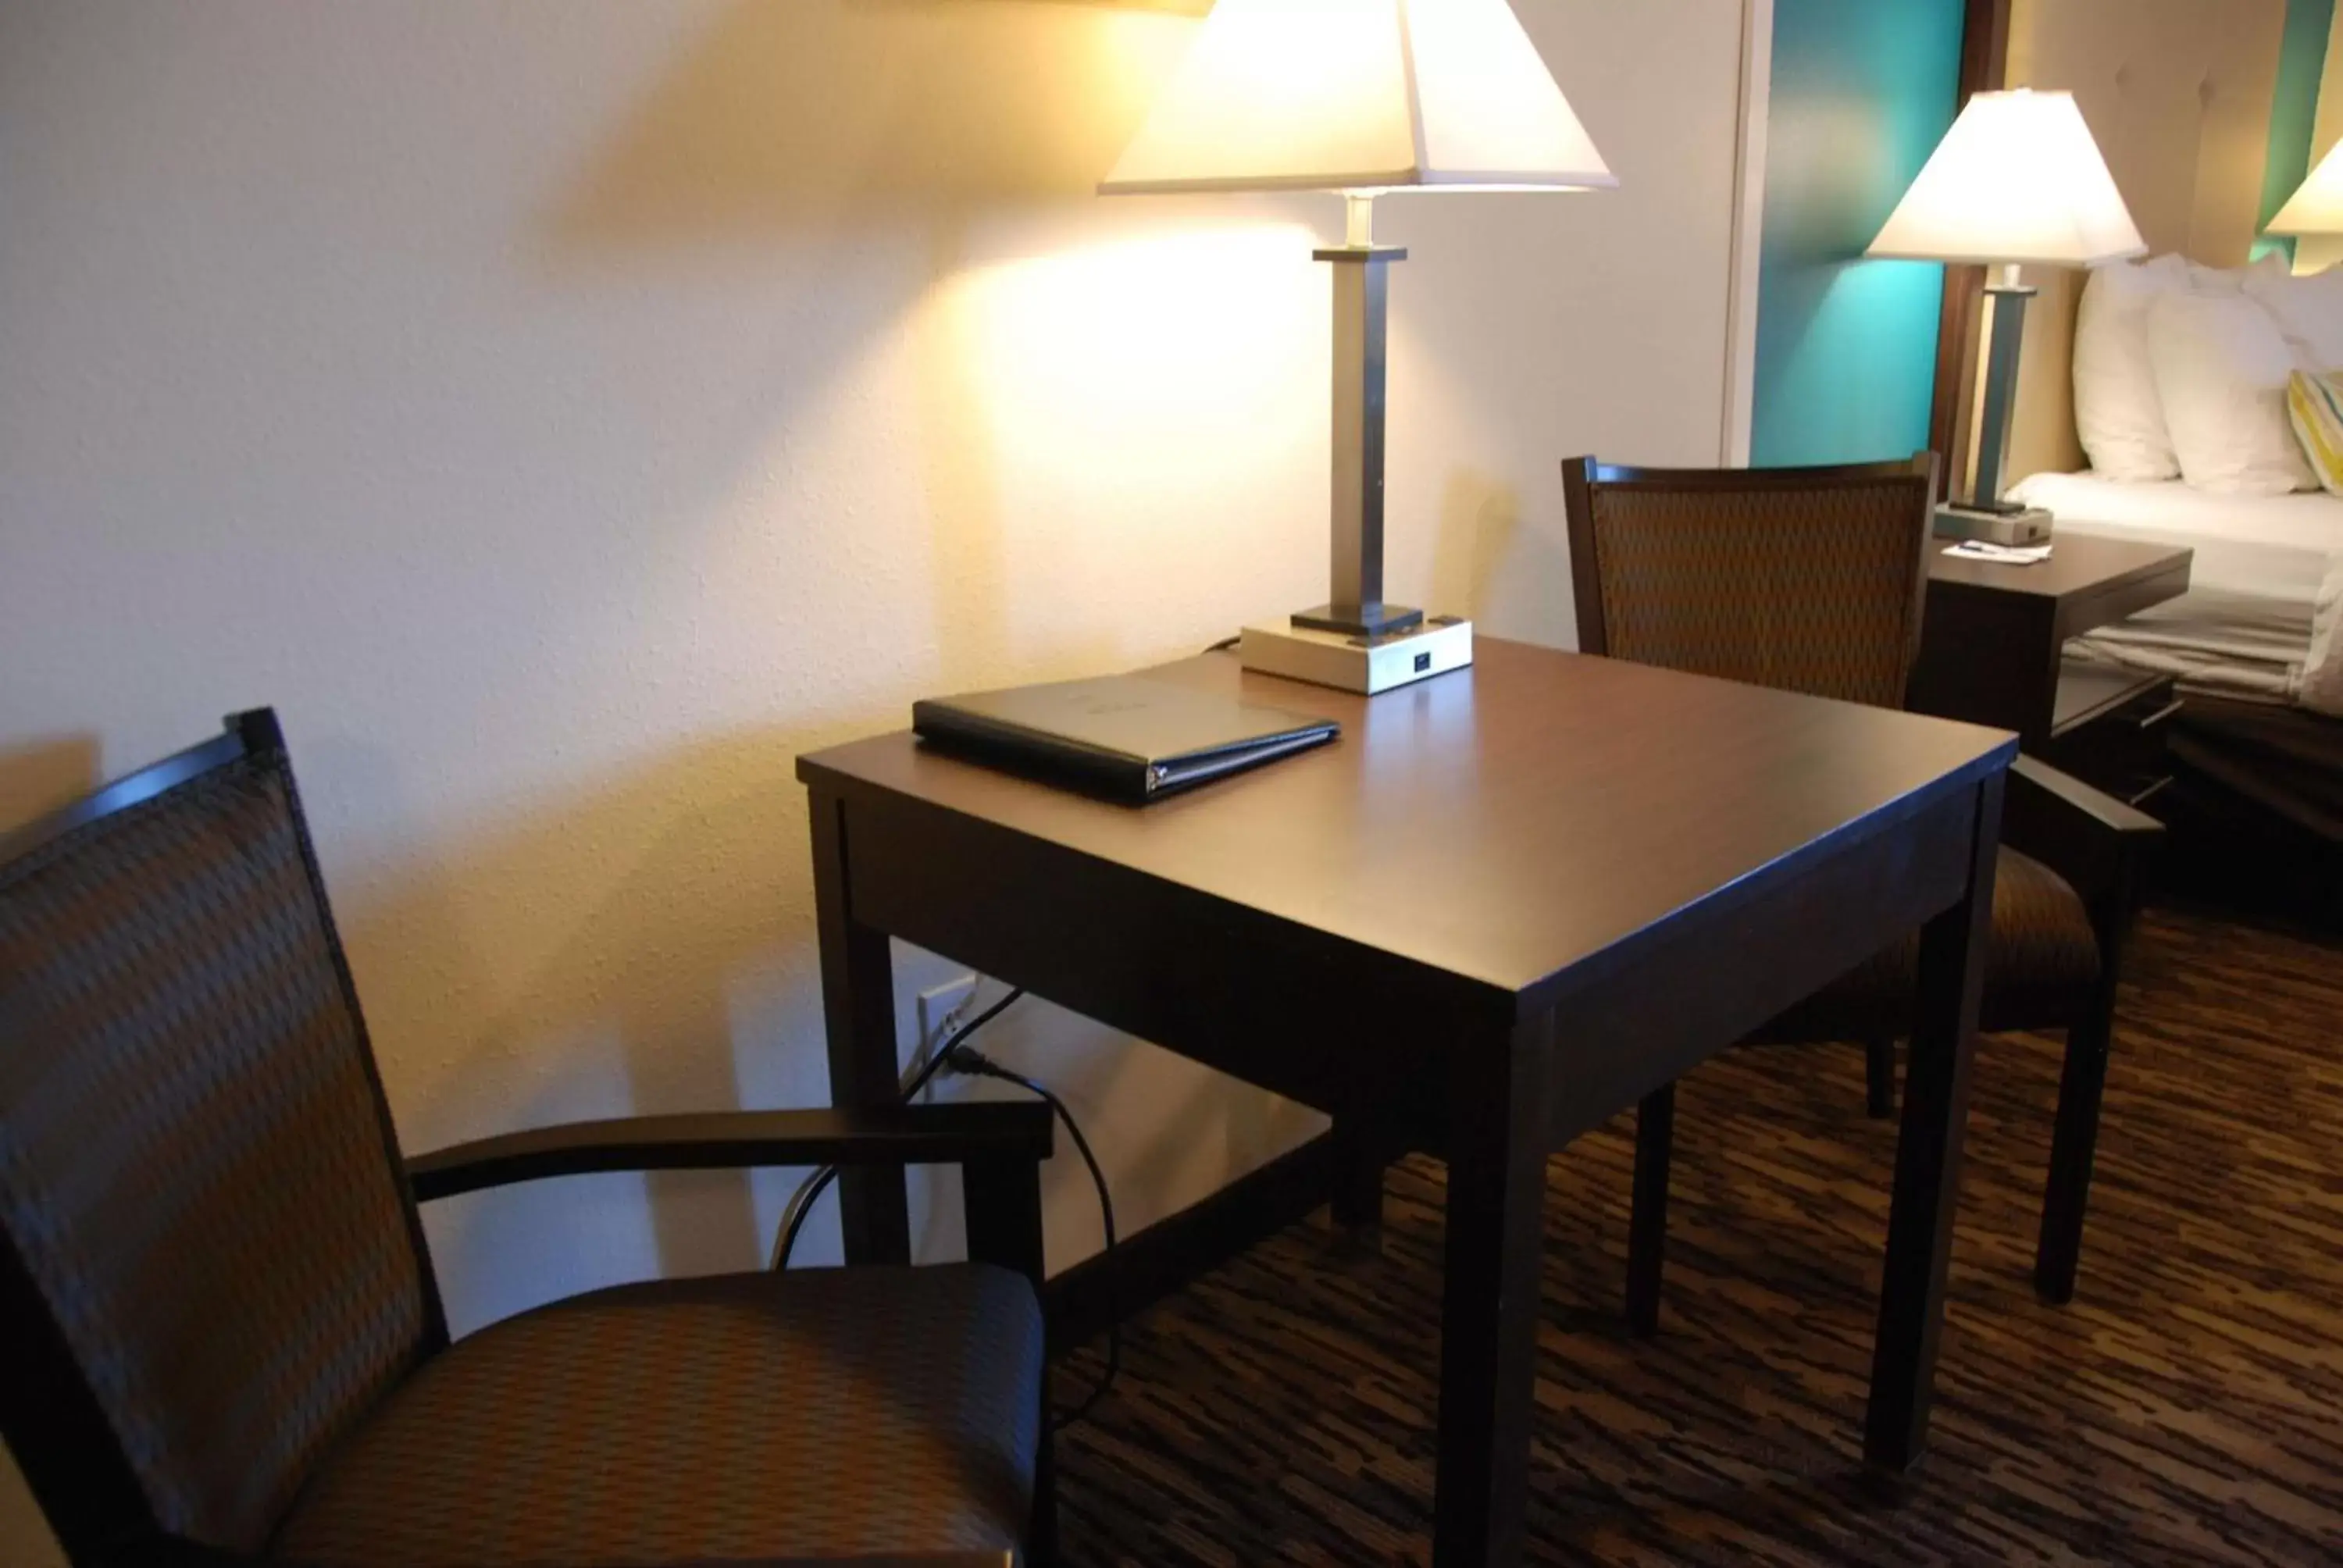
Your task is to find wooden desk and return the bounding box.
[797,639,2015,1567]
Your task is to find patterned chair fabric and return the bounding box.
[1579,479,1931,709]
[272,1264,1044,1568]
[0,755,430,1553]
[3,717,1049,1568]
[1760,847,2100,1041]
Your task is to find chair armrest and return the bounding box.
[108,1536,259,1566]
[408,1103,1054,1203]
[2002,754,2164,919]
[2010,754,2164,836]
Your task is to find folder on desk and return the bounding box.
[913,675,1338,803]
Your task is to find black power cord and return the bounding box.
[947,1045,1119,1432]
[771,986,1028,1271]
[769,985,1122,1431]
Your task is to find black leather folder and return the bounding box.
[912,675,1339,803]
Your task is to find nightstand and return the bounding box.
[2038,659,2183,809]
[1908,534,2192,808]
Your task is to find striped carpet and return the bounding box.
[1053,904,2343,1565]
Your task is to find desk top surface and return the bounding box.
[798,639,2015,1000]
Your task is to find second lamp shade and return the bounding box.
[1867,88,2143,268]
[2269,137,2343,237]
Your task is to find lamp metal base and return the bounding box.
[1289,600,1425,637]
[1239,615,1473,695]
[1935,504,2053,547]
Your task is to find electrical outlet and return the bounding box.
[911,973,980,1096]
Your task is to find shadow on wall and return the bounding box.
[1425,467,1584,637]
[1428,471,1524,624]
[335,707,1273,1329]
[546,0,1202,248]
[331,722,849,1326]
[475,1,1221,1254]
[539,0,1227,687]
[0,736,100,839]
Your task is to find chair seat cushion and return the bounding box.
[270,1263,1041,1568]
[1758,846,2100,1042]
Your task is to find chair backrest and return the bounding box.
[1561,454,1940,711]
[0,711,440,1563]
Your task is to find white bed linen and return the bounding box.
[2006,471,2343,715]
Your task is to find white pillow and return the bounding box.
[2072,254,2188,479]
[2146,290,2318,494]
[2186,252,2289,295]
[2243,264,2343,370]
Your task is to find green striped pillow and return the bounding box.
[2287,369,2343,496]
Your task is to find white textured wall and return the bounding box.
[0,2,1746,1553]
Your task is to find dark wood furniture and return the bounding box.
[1910,533,2343,928]
[1909,533,2192,749]
[0,711,1057,1568]
[800,637,2016,1568]
[1562,457,2165,1322]
[2158,693,2343,925]
[2041,661,2182,810]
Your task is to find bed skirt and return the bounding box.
[2161,696,2343,923]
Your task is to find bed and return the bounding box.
[2007,474,2343,903]
[2006,472,2343,716]
[1984,0,2343,913]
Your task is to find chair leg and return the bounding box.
[2035,1010,2113,1306]
[1864,1036,1897,1119]
[1626,1083,1675,1338]
[2038,858,2143,1308]
[1029,1397,1059,1567]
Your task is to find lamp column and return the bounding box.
[1296,193,1421,637]
[1968,262,2037,513]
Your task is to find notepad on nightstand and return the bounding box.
[1944,540,2054,565]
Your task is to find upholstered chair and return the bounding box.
[1560,454,2162,1319]
[0,709,1056,1568]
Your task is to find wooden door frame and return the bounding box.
[1926,0,2016,495]
[1721,0,1777,465]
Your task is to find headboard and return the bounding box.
[1995,0,2291,486]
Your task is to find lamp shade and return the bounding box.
[1866,89,2144,267]
[1100,0,1614,195]
[2268,138,2343,235]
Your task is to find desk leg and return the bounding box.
[1432,1012,1552,1567]
[1331,1112,1388,1241]
[809,789,911,1265]
[1624,1082,1674,1338]
[1867,771,2002,1470]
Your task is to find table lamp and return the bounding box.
[2267,137,2343,246]
[1867,88,2144,547]
[1101,0,1613,693]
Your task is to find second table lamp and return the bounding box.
[1101,0,1613,693]
[1867,88,2144,545]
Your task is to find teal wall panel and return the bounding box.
[2254,0,2336,265]
[1751,0,1966,468]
